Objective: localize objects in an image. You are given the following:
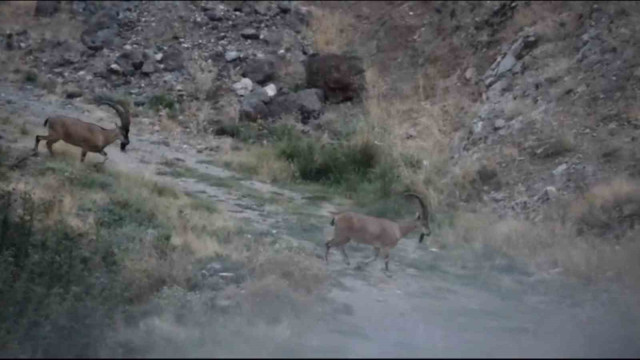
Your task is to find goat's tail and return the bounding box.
[43,118,49,127]
[330,217,335,226]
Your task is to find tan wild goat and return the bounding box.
[325,193,431,272]
[34,96,131,162]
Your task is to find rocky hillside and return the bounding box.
[2,1,640,238]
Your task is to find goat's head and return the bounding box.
[95,95,131,152]
[116,123,130,151]
[404,193,431,242]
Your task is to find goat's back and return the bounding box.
[46,116,110,150]
[333,211,401,246]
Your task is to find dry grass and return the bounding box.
[307,6,358,53]
[218,145,296,184]
[569,177,640,237]
[440,210,640,288]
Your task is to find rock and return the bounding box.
[246,88,270,104]
[108,63,123,74]
[34,0,60,17]
[267,93,299,119]
[155,53,163,62]
[64,87,83,99]
[232,78,253,96]
[406,128,417,139]
[242,57,277,85]
[552,163,568,176]
[240,95,269,122]
[225,51,241,62]
[296,88,324,123]
[240,28,260,40]
[277,2,292,13]
[477,165,498,185]
[141,61,155,75]
[204,8,225,21]
[264,84,277,97]
[306,53,365,104]
[81,27,117,51]
[263,31,283,47]
[253,2,275,16]
[494,119,506,130]
[543,186,558,201]
[162,44,184,72]
[115,49,144,76]
[464,67,476,81]
[80,9,119,51]
[496,53,517,76]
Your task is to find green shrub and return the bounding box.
[148,94,176,112]
[23,70,38,83]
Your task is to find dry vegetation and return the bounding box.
[0,145,327,356]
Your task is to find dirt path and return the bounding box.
[2,83,639,357]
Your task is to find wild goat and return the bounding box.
[34,96,131,162]
[325,193,431,272]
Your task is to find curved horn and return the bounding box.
[94,95,130,133]
[404,192,428,221]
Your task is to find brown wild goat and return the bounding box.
[325,193,431,272]
[34,96,131,162]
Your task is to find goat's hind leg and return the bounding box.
[33,135,49,155]
[339,245,351,266]
[46,139,59,156]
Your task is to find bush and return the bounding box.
[0,190,123,357]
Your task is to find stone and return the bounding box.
[246,88,270,104]
[141,61,155,75]
[240,28,260,40]
[81,27,117,51]
[240,95,269,122]
[108,63,123,74]
[162,44,184,72]
[305,53,365,104]
[64,87,83,99]
[544,186,558,200]
[225,51,241,62]
[34,0,60,17]
[496,53,517,76]
[232,78,253,96]
[277,2,292,13]
[204,8,224,21]
[494,119,506,130]
[552,163,568,176]
[295,88,324,124]
[242,57,277,85]
[264,84,277,97]
[115,49,145,76]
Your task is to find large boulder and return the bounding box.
[114,49,145,76]
[266,88,324,123]
[295,88,324,123]
[239,89,270,122]
[242,57,277,85]
[305,53,365,104]
[162,44,184,72]
[34,1,60,17]
[80,9,120,51]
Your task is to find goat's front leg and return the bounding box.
[100,150,108,163]
[80,150,87,162]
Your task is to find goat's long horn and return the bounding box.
[94,95,131,133]
[404,192,428,221]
